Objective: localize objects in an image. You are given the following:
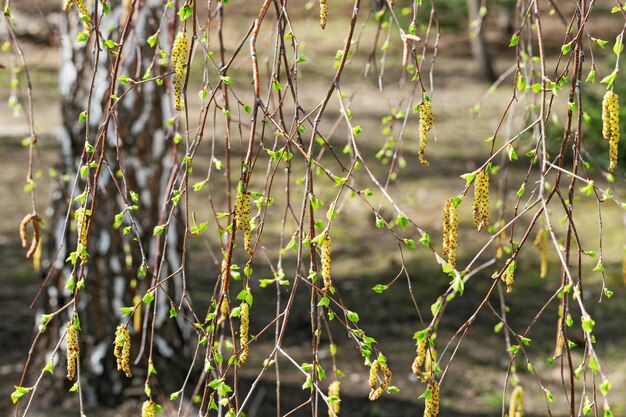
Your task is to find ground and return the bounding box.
[1,1,626,416]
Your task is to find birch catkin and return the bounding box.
[114,325,132,377]
[442,199,458,267]
[171,32,188,111]
[508,386,524,417]
[66,320,79,380]
[424,379,440,417]
[502,260,516,293]
[74,0,91,31]
[320,0,328,29]
[238,302,250,365]
[321,234,332,292]
[418,99,434,167]
[472,170,489,231]
[75,208,88,264]
[368,359,392,401]
[328,381,340,416]
[142,400,156,417]
[602,90,620,172]
[534,228,548,278]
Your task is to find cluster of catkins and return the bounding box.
[368,359,392,401]
[602,90,620,172]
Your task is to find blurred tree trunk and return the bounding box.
[467,0,496,82]
[42,0,190,406]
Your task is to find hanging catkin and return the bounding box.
[508,385,524,417]
[328,380,340,416]
[424,379,440,417]
[442,199,458,267]
[472,170,489,231]
[320,0,328,29]
[501,260,516,293]
[142,400,156,417]
[66,319,79,380]
[368,359,392,401]
[171,32,189,111]
[321,234,332,292]
[75,208,88,264]
[238,302,250,365]
[534,228,548,278]
[602,90,620,172]
[418,99,434,167]
[114,325,132,377]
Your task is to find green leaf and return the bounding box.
[143,290,155,305]
[346,311,359,323]
[613,33,623,56]
[11,386,30,404]
[403,238,416,249]
[395,214,409,230]
[153,224,166,236]
[600,379,612,395]
[561,42,572,55]
[177,4,193,20]
[372,284,388,294]
[509,33,519,47]
[147,33,158,48]
[419,233,430,246]
[581,316,595,334]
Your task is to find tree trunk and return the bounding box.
[42,0,190,406]
[467,0,496,82]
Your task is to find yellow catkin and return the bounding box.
[75,208,88,264]
[368,359,391,401]
[171,32,188,111]
[442,200,451,257]
[534,228,548,278]
[328,381,340,417]
[418,99,434,167]
[63,0,74,11]
[234,190,252,253]
[443,199,458,268]
[501,260,516,293]
[142,400,156,417]
[133,295,142,333]
[321,234,332,292]
[242,194,252,253]
[508,385,524,417]
[114,325,132,377]
[239,302,250,365]
[412,331,430,378]
[472,170,489,231]
[368,360,379,391]
[74,0,91,31]
[424,379,440,417]
[320,0,328,29]
[424,345,437,377]
[66,320,79,380]
[602,91,620,172]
